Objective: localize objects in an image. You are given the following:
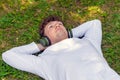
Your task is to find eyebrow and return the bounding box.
[46,22,54,27]
[46,21,62,28]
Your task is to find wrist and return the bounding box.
[37,43,46,51]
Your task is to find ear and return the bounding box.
[39,36,51,47]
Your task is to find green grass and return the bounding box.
[0,0,120,80]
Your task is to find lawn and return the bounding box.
[0,0,120,80]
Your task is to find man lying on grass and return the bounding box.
[2,16,120,80]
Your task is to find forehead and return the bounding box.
[46,21,62,26]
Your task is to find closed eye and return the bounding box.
[49,25,53,28]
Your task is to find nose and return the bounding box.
[55,23,60,29]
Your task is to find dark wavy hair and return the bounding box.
[39,15,62,37]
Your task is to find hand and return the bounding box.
[37,43,46,51]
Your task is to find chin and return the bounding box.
[58,37,67,42]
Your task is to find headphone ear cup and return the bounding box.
[39,36,51,47]
[67,29,73,38]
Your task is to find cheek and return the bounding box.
[62,27,67,34]
[61,26,66,31]
[47,30,56,39]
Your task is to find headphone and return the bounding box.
[39,29,73,47]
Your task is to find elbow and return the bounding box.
[2,51,8,62]
[2,51,11,63]
[94,19,101,25]
[93,19,102,29]
[90,19,102,28]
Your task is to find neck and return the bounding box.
[51,37,68,45]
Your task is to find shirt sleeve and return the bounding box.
[2,42,45,77]
[72,20,102,55]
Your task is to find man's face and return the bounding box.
[44,21,68,44]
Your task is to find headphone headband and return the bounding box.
[67,29,73,38]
